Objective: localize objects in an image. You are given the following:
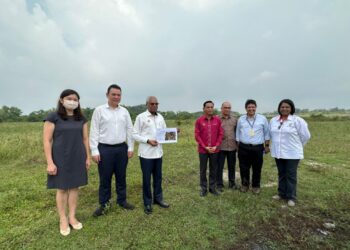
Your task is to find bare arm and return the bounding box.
[83,123,91,170]
[43,121,57,175]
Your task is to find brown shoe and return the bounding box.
[252,187,261,194]
[240,185,249,193]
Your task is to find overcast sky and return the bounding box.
[0,0,349,114]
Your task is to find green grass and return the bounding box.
[0,121,349,249]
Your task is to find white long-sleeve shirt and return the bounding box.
[89,104,134,156]
[132,110,166,159]
[269,115,311,159]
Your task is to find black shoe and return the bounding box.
[209,189,220,196]
[240,185,249,193]
[217,187,224,193]
[93,202,110,217]
[119,202,135,210]
[144,205,152,215]
[200,189,208,197]
[154,200,170,208]
[229,182,237,189]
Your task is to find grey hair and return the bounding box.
[146,96,157,105]
[221,101,231,108]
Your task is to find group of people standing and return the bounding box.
[194,99,311,208]
[43,85,311,236]
[43,85,169,236]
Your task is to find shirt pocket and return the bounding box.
[283,121,298,135]
[157,120,164,129]
[141,118,154,130]
[116,114,127,128]
[270,122,280,131]
[101,112,114,125]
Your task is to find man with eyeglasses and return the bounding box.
[217,101,238,192]
[133,96,170,214]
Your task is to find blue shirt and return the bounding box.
[236,114,270,145]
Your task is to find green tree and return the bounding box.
[0,106,22,122]
[27,110,49,122]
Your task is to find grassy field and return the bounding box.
[0,120,349,249]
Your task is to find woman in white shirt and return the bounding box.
[269,99,311,207]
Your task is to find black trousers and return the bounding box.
[238,143,264,188]
[199,152,219,191]
[97,143,128,206]
[275,158,300,201]
[217,150,236,188]
[139,157,163,206]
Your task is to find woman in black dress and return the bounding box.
[43,89,90,236]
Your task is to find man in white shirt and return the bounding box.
[133,96,170,214]
[90,84,134,217]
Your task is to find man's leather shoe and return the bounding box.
[200,189,207,197]
[240,185,249,193]
[119,202,135,210]
[209,189,220,196]
[144,205,152,214]
[229,182,237,189]
[252,187,261,194]
[154,200,170,208]
[217,187,224,193]
[93,202,110,217]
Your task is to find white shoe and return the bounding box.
[60,226,71,236]
[287,200,296,207]
[272,195,281,200]
[70,222,83,230]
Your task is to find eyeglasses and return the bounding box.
[149,103,159,106]
[278,121,283,129]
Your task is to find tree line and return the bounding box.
[0,104,221,123]
[0,105,349,123]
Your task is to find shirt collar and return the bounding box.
[220,114,231,119]
[105,103,120,110]
[146,110,158,116]
[202,115,215,120]
[245,114,256,119]
[278,114,293,121]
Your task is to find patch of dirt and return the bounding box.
[227,204,350,249]
[303,160,335,173]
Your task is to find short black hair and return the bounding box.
[203,100,214,108]
[245,99,256,108]
[107,84,122,94]
[278,99,295,115]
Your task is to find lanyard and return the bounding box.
[246,115,256,129]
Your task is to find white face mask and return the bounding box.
[63,100,79,110]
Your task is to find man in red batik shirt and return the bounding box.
[195,100,224,197]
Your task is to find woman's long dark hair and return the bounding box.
[57,89,85,121]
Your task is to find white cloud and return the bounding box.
[251,71,278,83]
[261,30,274,40]
[173,0,240,11]
[304,18,324,31]
[0,0,349,113]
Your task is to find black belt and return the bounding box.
[99,142,126,147]
[239,142,263,147]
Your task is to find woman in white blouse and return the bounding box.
[269,99,311,207]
